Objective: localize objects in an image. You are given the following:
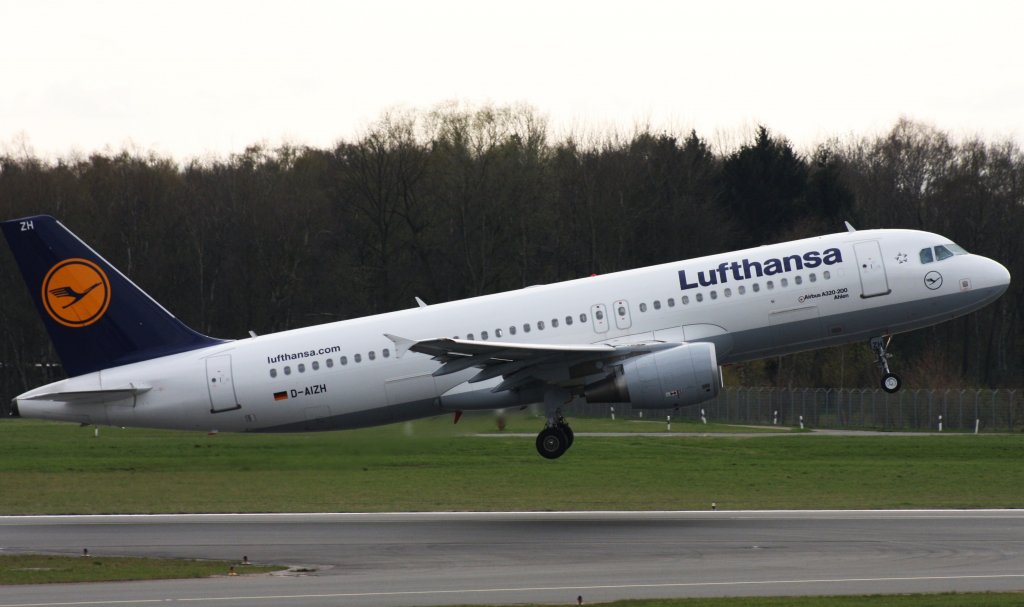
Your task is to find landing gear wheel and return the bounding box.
[536,427,569,459]
[558,423,574,448]
[870,336,901,393]
[881,372,901,393]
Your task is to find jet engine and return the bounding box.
[584,342,720,409]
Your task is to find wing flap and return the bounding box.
[385,334,682,393]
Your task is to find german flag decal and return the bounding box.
[273,391,288,401]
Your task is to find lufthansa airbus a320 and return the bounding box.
[2,216,1010,458]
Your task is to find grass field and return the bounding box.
[0,554,282,584]
[1,413,1022,514]
[473,596,1024,607]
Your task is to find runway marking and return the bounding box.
[4,573,1024,606]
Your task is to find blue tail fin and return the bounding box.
[2,215,224,376]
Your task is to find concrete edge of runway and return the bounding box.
[2,509,1022,525]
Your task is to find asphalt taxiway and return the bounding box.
[2,510,1023,606]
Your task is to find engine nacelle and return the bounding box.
[584,342,720,409]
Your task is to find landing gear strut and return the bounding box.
[870,336,901,393]
[536,387,575,459]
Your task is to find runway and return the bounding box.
[2,510,1024,606]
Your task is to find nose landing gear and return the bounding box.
[871,336,901,393]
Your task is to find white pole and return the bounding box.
[799,415,804,430]
[666,415,671,431]
[975,418,980,434]
[938,415,943,432]
[700,409,707,424]
[773,410,778,425]
[610,406,615,421]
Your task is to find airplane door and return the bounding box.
[613,300,632,330]
[206,355,241,413]
[853,241,891,298]
[590,303,609,333]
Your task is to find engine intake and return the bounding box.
[584,342,720,409]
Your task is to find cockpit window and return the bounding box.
[922,243,967,264]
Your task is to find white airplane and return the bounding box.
[2,216,1011,458]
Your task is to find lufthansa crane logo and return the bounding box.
[41,258,111,327]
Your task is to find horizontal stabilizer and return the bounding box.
[22,385,151,404]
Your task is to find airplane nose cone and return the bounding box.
[990,258,1011,290]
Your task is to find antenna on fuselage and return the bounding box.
[844,221,856,232]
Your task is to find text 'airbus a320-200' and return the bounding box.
[1,216,1010,458]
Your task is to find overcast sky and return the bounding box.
[2,0,1022,160]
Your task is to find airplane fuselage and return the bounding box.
[15,228,1010,436]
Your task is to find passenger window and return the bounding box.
[767,280,774,290]
[383,349,390,358]
[920,248,934,264]
[823,271,831,280]
[794,276,802,285]
[467,333,474,340]
[696,293,704,302]
[551,318,559,328]
[326,358,334,368]
[312,361,320,371]
[565,316,573,325]
[639,303,648,312]
[298,363,305,373]
[653,300,661,310]
[509,326,517,335]
[495,328,503,338]
[340,356,347,365]
[481,331,489,340]
[724,288,732,297]
[753,283,760,292]
[682,295,689,304]
[354,354,362,363]
[738,285,746,295]
[523,324,531,333]
[538,321,546,330]
[710,290,718,300]
[781,278,788,287]
[935,245,954,261]
[284,366,291,375]
[580,313,587,322]
[809,273,816,283]
[269,369,277,378]
[368,351,376,361]
[594,311,603,320]
[617,305,626,316]
[667,298,675,307]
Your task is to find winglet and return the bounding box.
[384,333,417,358]
[414,297,428,308]
[844,221,856,232]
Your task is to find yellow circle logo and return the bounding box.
[41,258,111,328]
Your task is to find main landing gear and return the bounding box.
[536,387,575,459]
[870,336,901,393]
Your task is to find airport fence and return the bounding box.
[573,387,1023,432]
[3,364,1020,432]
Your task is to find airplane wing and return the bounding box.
[385,334,679,393]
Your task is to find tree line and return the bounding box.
[1,104,1021,403]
